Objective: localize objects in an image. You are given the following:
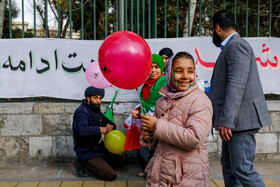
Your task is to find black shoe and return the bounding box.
[73,159,90,177]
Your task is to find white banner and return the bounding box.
[0,37,279,101]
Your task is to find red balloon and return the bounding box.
[98,31,152,89]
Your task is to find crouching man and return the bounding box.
[72,86,127,181]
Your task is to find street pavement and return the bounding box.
[0,160,279,187]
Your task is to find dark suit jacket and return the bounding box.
[208,34,271,131]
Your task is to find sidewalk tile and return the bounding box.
[105,181,127,187]
[212,179,225,187]
[60,181,83,187]
[16,182,40,187]
[0,182,18,187]
[127,180,146,187]
[83,181,105,187]
[263,179,280,186]
[38,181,62,187]
[210,180,218,187]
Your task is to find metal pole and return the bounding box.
[22,0,24,38]
[118,0,123,31]
[148,0,150,38]
[142,0,145,38]
[93,0,96,39]
[137,0,139,34]
[164,0,167,38]
[269,0,272,36]
[234,0,237,24]
[9,0,12,38]
[124,0,127,30]
[58,1,60,38]
[246,0,248,37]
[257,0,260,37]
[176,0,179,37]
[199,0,202,36]
[153,0,157,38]
[45,0,48,37]
[188,0,190,37]
[81,0,84,39]
[33,0,36,37]
[212,0,214,20]
[70,0,72,39]
[130,0,133,32]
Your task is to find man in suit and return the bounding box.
[208,10,271,187]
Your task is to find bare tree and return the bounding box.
[36,0,70,38]
[0,0,5,38]
[183,0,196,37]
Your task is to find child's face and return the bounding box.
[149,63,162,80]
[172,57,195,91]
[161,55,169,67]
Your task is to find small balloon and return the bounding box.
[85,61,111,89]
[104,130,126,154]
[98,31,152,89]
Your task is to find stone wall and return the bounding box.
[0,101,279,162]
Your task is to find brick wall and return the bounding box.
[0,101,279,162]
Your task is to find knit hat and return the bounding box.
[84,86,105,98]
[152,54,164,73]
[159,47,174,58]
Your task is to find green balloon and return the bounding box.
[104,130,126,154]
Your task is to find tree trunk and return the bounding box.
[0,0,5,38]
[183,0,196,37]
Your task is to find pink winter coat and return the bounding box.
[142,84,213,187]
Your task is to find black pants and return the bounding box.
[85,152,127,181]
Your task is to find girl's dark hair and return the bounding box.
[172,51,195,65]
[159,47,174,58]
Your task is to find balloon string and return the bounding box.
[137,89,145,115]
[111,86,133,111]
[98,134,104,144]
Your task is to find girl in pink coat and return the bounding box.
[140,51,213,187]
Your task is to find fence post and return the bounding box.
[45,0,48,38]
[9,0,12,38]
[142,0,145,38]
[33,0,36,37]
[81,0,84,39]
[118,0,124,31]
[58,1,60,38]
[21,0,24,38]
[69,0,72,39]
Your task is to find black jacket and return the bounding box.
[72,99,115,162]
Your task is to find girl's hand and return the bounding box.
[143,130,153,141]
[140,113,157,132]
[131,110,140,118]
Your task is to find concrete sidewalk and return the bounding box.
[0,160,279,187]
